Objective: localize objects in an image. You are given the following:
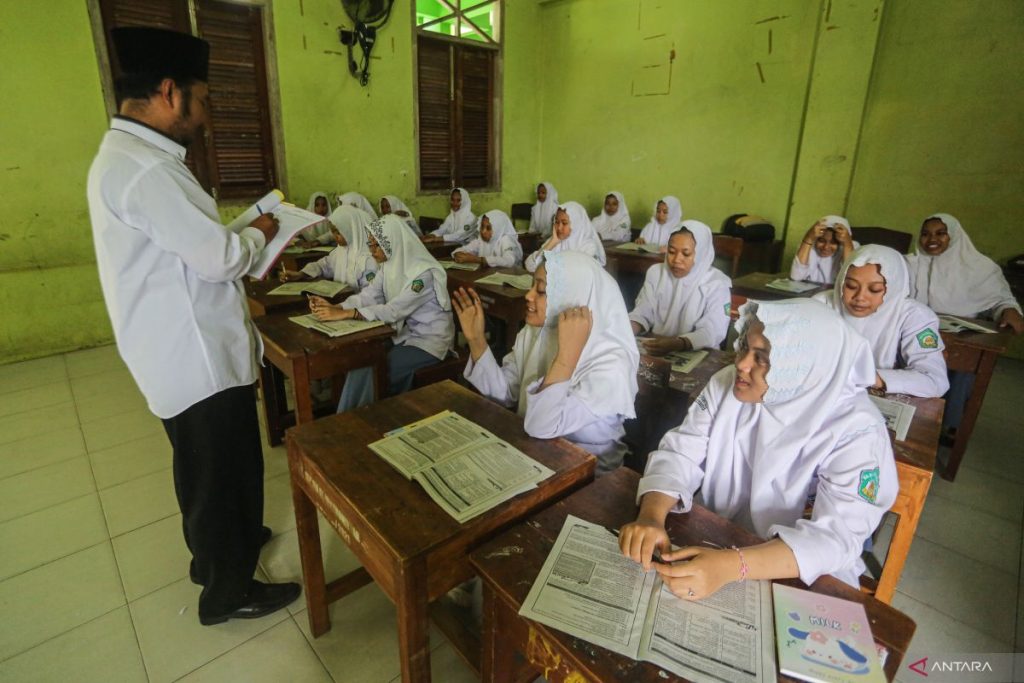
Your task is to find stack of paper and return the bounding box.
[269,280,346,298]
[614,242,662,254]
[475,272,535,290]
[437,260,482,271]
[288,314,385,338]
[765,278,819,294]
[664,349,709,373]
[868,395,916,441]
[519,516,776,683]
[224,189,328,280]
[369,411,554,523]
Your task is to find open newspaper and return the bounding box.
[288,314,384,338]
[765,278,819,294]
[224,190,327,280]
[520,516,776,683]
[868,395,916,442]
[938,314,996,334]
[664,349,709,374]
[614,242,662,254]
[283,245,334,254]
[475,272,535,290]
[368,411,554,523]
[437,260,482,271]
[269,280,347,298]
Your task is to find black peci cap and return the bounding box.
[111,26,210,83]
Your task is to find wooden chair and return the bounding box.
[711,233,744,278]
[420,216,444,231]
[411,349,467,389]
[852,226,913,254]
[509,202,532,231]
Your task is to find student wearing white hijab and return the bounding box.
[590,191,632,242]
[295,191,334,245]
[524,202,606,273]
[529,182,559,238]
[279,205,378,290]
[454,251,639,471]
[452,209,523,268]
[619,299,896,599]
[335,191,378,219]
[629,220,732,353]
[789,215,858,285]
[905,213,1023,435]
[424,187,477,244]
[309,215,454,411]
[814,244,948,398]
[906,213,1023,331]
[636,196,683,249]
[379,194,422,236]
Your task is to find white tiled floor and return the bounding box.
[0,344,1021,682]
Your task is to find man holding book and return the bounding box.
[86,27,299,625]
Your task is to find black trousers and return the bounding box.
[161,384,264,618]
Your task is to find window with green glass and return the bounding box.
[416,0,500,44]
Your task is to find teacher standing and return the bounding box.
[87,27,299,625]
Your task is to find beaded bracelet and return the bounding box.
[732,545,749,582]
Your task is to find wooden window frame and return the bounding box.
[86,0,288,202]
[412,2,504,195]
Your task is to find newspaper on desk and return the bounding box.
[437,260,482,271]
[475,272,535,290]
[868,394,916,442]
[288,314,385,338]
[269,280,346,298]
[664,349,709,374]
[765,278,818,294]
[519,516,775,683]
[368,411,554,523]
[938,314,996,334]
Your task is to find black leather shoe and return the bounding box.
[190,526,274,585]
[199,581,301,626]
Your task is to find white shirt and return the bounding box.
[87,117,267,419]
[301,247,378,290]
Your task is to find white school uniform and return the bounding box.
[341,215,454,360]
[590,191,632,242]
[464,251,639,471]
[629,220,732,350]
[789,215,859,285]
[299,191,334,244]
[638,195,683,246]
[380,194,422,236]
[525,202,606,273]
[87,117,266,419]
[905,213,1021,319]
[302,204,378,289]
[529,182,559,237]
[335,191,377,218]
[452,209,523,267]
[639,299,897,588]
[814,244,948,398]
[431,187,477,244]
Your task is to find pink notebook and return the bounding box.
[772,584,886,683]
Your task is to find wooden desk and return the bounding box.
[471,468,915,683]
[287,380,595,683]
[446,267,530,356]
[424,241,458,260]
[875,395,942,604]
[939,321,1011,481]
[244,278,350,318]
[602,241,662,278]
[731,272,831,304]
[255,313,393,446]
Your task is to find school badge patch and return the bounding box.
[723,302,731,317]
[857,467,879,504]
[365,271,376,282]
[694,394,709,412]
[915,328,938,349]
[411,278,424,293]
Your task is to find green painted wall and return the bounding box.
[847,0,1024,263]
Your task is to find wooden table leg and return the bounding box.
[943,353,998,481]
[396,558,432,683]
[292,358,315,426]
[877,464,932,603]
[289,457,331,636]
[481,584,537,683]
[260,362,288,446]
